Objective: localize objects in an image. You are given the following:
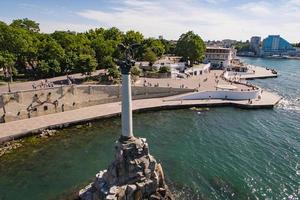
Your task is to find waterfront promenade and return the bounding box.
[224,66,278,80]
[0,90,281,143]
[0,70,104,94]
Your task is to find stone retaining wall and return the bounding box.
[0,85,192,123]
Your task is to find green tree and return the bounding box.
[143,48,157,64]
[48,59,61,77]
[36,60,50,77]
[143,38,165,57]
[0,52,16,81]
[61,51,78,74]
[102,56,116,69]
[158,66,171,73]
[107,66,120,80]
[38,36,64,61]
[160,39,176,54]
[131,65,141,77]
[175,31,206,65]
[91,37,117,68]
[77,54,97,76]
[103,27,123,42]
[234,41,251,52]
[10,18,40,33]
[123,30,144,45]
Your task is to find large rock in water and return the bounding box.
[79,137,174,200]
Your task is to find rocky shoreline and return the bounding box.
[0,140,23,157]
[79,137,174,200]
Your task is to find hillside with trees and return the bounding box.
[234,41,251,53]
[0,18,206,80]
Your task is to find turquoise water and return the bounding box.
[0,57,299,200]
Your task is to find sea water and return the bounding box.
[0,57,299,200]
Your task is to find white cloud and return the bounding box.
[76,0,248,40]
[236,2,272,16]
[39,21,97,33]
[13,0,298,42]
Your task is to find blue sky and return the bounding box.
[0,0,299,42]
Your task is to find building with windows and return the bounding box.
[250,36,261,56]
[204,46,236,69]
[262,35,295,56]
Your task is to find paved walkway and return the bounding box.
[0,91,281,143]
[0,70,104,94]
[135,70,251,91]
[240,66,277,79]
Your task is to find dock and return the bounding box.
[239,66,278,79]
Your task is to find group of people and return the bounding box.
[32,79,54,90]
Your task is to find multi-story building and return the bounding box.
[250,36,261,56]
[204,46,236,69]
[262,35,295,56]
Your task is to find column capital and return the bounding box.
[119,60,135,75]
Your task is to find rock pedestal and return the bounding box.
[79,137,174,200]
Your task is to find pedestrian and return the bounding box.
[32,83,36,90]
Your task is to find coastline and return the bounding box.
[0,91,281,144]
[238,55,300,60]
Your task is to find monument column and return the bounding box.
[79,44,174,200]
[120,63,133,139]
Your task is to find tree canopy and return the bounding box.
[10,18,40,33]
[234,41,251,52]
[175,31,206,65]
[0,18,207,80]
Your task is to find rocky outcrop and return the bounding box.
[79,137,174,200]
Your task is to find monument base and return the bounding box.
[79,137,174,200]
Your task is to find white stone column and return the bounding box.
[121,74,133,138]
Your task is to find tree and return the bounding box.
[131,65,141,77]
[143,38,165,58]
[60,51,78,74]
[38,36,64,61]
[77,54,97,76]
[103,27,123,42]
[0,52,16,81]
[143,48,157,64]
[160,39,176,54]
[123,30,144,46]
[91,38,117,68]
[107,66,120,80]
[234,41,251,52]
[10,18,40,33]
[158,66,171,73]
[102,56,116,69]
[36,60,50,77]
[175,31,206,65]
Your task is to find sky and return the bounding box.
[0,0,299,42]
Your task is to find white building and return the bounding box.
[204,46,236,69]
[185,63,211,76]
[153,56,186,72]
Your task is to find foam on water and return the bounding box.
[278,98,300,112]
